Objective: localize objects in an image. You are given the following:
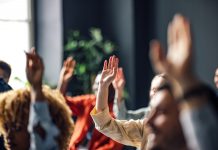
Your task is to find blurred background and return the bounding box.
[0,0,218,111]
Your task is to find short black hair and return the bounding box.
[0,60,11,79]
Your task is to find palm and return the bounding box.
[101,69,114,84]
[166,15,192,77]
[60,57,76,82]
[61,67,74,81]
[25,48,44,87]
[112,68,125,90]
[100,56,119,87]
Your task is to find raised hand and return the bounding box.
[96,56,119,112]
[57,56,76,94]
[60,56,76,83]
[112,68,125,103]
[25,47,44,89]
[99,56,119,88]
[25,47,44,101]
[113,68,125,90]
[150,14,192,80]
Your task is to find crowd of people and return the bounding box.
[0,14,217,150]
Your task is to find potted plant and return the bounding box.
[64,28,117,95]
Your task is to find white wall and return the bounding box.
[36,0,63,86]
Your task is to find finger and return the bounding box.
[115,57,119,69]
[103,60,107,70]
[110,56,115,69]
[167,22,173,46]
[108,56,112,69]
[66,56,73,68]
[72,60,76,69]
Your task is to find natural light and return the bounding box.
[0,0,32,89]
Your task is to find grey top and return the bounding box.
[28,101,59,150]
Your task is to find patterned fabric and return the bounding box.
[91,107,148,150]
[0,78,12,150]
[28,101,60,150]
[66,94,124,150]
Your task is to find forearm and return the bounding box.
[96,85,109,112]
[30,85,44,102]
[57,79,68,95]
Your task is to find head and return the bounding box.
[0,86,74,150]
[149,74,169,99]
[146,84,186,150]
[0,61,11,83]
[92,73,115,103]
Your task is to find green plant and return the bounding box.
[65,28,116,94]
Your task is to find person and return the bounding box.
[113,69,167,120]
[0,60,11,83]
[214,68,218,89]
[90,55,188,150]
[0,60,12,150]
[149,14,218,150]
[112,68,149,120]
[57,57,124,150]
[0,48,74,150]
[0,60,12,92]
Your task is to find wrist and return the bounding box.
[171,74,200,98]
[31,86,44,102]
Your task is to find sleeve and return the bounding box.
[113,98,150,120]
[91,107,146,148]
[65,96,85,115]
[95,140,123,150]
[180,103,218,150]
[28,101,59,150]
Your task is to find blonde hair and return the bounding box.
[0,86,74,150]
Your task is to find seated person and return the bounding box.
[0,60,12,150]
[113,68,167,120]
[0,60,11,84]
[91,55,187,150]
[57,57,124,150]
[0,48,74,150]
[91,14,218,150]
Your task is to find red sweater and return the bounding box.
[66,94,123,150]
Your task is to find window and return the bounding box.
[0,0,33,88]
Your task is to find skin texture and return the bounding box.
[57,57,76,95]
[149,74,168,99]
[146,89,186,150]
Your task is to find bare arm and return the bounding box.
[96,56,119,112]
[57,57,76,95]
